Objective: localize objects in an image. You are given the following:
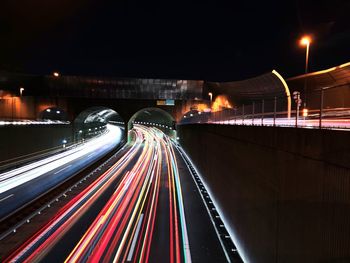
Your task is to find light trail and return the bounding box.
[4,125,192,263]
[213,117,350,129]
[0,124,122,194]
[3,129,143,263]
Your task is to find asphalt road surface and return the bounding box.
[3,125,229,263]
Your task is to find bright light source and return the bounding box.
[190,114,193,117]
[302,108,308,117]
[62,139,67,144]
[46,109,51,113]
[56,110,61,114]
[300,36,311,46]
[19,87,24,96]
[53,72,60,77]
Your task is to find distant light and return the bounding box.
[190,114,193,117]
[198,111,202,115]
[19,87,24,96]
[79,130,83,133]
[46,109,51,113]
[62,139,67,144]
[53,72,60,77]
[300,36,311,46]
[88,128,91,131]
[184,116,187,118]
[302,108,308,117]
[56,110,61,114]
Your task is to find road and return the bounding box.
[213,117,350,130]
[3,125,231,263]
[0,124,123,220]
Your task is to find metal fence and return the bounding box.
[180,82,350,130]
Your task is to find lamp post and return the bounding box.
[19,87,25,119]
[300,36,311,74]
[19,87,24,96]
[299,35,312,108]
[208,92,213,104]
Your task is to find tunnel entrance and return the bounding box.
[74,107,125,142]
[39,107,68,121]
[128,107,176,139]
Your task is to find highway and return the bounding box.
[3,125,231,263]
[213,117,350,130]
[0,124,123,220]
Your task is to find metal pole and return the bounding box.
[234,108,236,124]
[296,102,299,128]
[319,88,324,129]
[12,97,14,120]
[305,43,309,74]
[252,102,255,125]
[273,96,277,127]
[242,104,245,125]
[304,42,310,107]
[261,99,264,126]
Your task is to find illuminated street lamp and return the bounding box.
[53,71,60,77]
[299,35,311,74]
[208,92,213,103]
[62,139,67,149]
[19,87,24,96]
[299,35,312,108]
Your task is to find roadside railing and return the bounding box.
[180,82,350,130]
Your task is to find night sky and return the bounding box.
[1,0,349,81]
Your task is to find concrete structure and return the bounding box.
[0,124,73,163]
[178,124,350,263]
[0,71,204,124]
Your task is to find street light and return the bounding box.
[19,87,24,96]
[299,35,312,108]
[299,35,311,74]
[208,92,213,103]
[53,72,60,77]
[62,139,67,149]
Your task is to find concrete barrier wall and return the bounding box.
[178,124,350,263]
[0,125,73,163]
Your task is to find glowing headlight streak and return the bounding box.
[162,136,191,263]
[65,126,158,262]
[167,138,192,263]
[5,125,193,263]
[4,130,143,263]
[0,125,122,194]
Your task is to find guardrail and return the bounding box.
[0,127,109,172]
[0,140,127,241]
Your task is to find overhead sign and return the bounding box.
[166,99,175,105]
[157,99,175,106]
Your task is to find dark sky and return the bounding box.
[1,0,349,81]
